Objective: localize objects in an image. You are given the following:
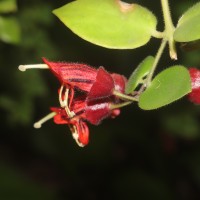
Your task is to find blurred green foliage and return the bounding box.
[1,0,200,200]
[0,0,17,13]
[0,0,20,44]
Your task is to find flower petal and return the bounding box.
[85,102,111,125]
[50,107,69,124]
[87,67,115,101]
[111,73,127,93]
[76,120,89,146]
[43,58,97,92]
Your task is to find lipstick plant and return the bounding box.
[18,0,200,146]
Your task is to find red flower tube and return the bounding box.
[43,58,98,92]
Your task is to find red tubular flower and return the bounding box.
[20,58,127,147]
[188,68,200,104]
[48,66,127,146]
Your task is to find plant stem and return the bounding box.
[113,90,138,102]
[110,101,132,110]
[146,39,167,86]
[144,0,176,87]
[161,0,177,59]
[152,30,165,39]
[161,0,174,29]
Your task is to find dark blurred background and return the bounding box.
[1,0,200,199]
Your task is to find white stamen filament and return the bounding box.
[18,64,49,72]
[59,86,80,146]
[59,85,75,118]
[59,85,67,107]
[64,89,75,118]
[33,112,56,129]
[70,125,84,147]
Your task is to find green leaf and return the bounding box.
[174,2,200,42]
[53,0,157,49]
[125,56,154,94]
[0,16,20,44]
[0,0,17,13]
[139,66,191,110]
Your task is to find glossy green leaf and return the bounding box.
[125,56,154,94]
[174,2,200,42]
[0,16,20,44]
[0,0,17,13]
[139,66,191,110]
[53,0,157,49]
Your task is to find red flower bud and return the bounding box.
[188,68,200,104]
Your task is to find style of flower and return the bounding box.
[19,58,129,147]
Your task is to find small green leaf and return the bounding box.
[125,56,154,94]
[0,0,17,13]
[0,16,20,44]
[139,66,191,110]
[53,0,157,49]
[174,2,200,42]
